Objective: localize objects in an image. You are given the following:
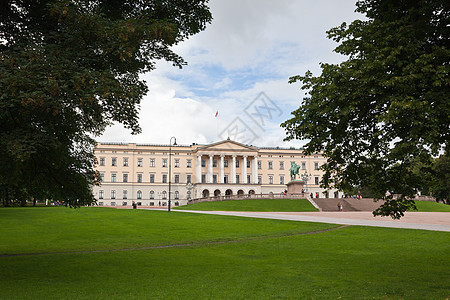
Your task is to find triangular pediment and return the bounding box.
[196,140,258,152]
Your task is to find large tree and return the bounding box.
[282,0,449,218]
[0,0,212,207]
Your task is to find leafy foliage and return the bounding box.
[428,153,450,204]
[0,0,212,207]
[282,0,449,218]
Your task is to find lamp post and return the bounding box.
[168,136,177,212]
[186,182,193,203]
[301,171,311,192]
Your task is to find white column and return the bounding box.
[219,155,224,183]
[253,156,258,184]
[231,155,236,183]
[196,155,202,183]
[242,156,247,184]
[208,155,213,183]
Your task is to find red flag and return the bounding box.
[215,110,219,117]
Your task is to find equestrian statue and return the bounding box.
[289,162,300,181]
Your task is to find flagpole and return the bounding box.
[215,110,219,139]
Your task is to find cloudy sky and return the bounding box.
[98,0,364,147]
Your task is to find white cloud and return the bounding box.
[99,0,363,148]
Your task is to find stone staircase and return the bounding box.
[311,198,385,212]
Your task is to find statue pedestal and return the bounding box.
[286,180,305,195]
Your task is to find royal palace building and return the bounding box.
[93,139,339,207]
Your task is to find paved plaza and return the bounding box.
[142,208,450,232]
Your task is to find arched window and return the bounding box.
[150,191,154,199]
[187,191,191,200]
[175,191,179,199]
[137,190,142,200]
[162,191,167,199]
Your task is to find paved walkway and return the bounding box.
[143,208,450,232]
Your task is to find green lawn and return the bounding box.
[411,200,450,212]
[175,198,318,212]
[0,207,448,299]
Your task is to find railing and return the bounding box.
[188,193,306,204]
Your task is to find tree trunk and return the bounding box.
[4,189,10,207]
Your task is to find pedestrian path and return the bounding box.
[152,209,450,232]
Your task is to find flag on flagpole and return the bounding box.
[215,110,219,117]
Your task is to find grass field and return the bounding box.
[0,207,449,299]
[411,200,450,212]
[175,198,318,212]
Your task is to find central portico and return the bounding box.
[193,139,260,197]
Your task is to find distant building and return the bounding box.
[93,139,338,207]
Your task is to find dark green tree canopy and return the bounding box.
[0,0,212,207]
[282,0,449,218]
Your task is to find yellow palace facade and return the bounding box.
[93,139,339,207]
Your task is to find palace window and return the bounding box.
[258,161,262,169]
[111,190,116,199]
[123,173,128,183]
[201,174,206,183]
[247,175,251,184]
[123,157,129,166]
[269,175,273,184]
[162,191,167,199]
[174,191,179,199]
[162,158,167,167]
[236,160,239,168]
[213,159,217,168]
[99,157,105,166]
[201,159,206,167]
[150,173,155,183]
[247,160,251,168]
[314,162,319,170]
[122,190,128,199]
[301,162,306,170]
[213,174,217,183]
[162,174,167,183]
[174,174,180,183]
[137,158,143,167]
[224,159,229,168]
[187,174,192,184]
[150,191,154,199]
[111,173,116,182]
[99,190,104,199]
[100,173,105,182]
[315,176,319,185]
[175,159,180,168]
[111,157,117,166]
[258,175,262,184]
[137,173,143,183]
[150,158,155,167]
[137,190,142,200]
[280,175,285,185]
[187,159,192,168]
[279,161,284,170]
[236,174,240,183]
[268,161,273,169]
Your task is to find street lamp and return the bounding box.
[168,136,177,212]
[186,182,193,203]
[301,171,311,192]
